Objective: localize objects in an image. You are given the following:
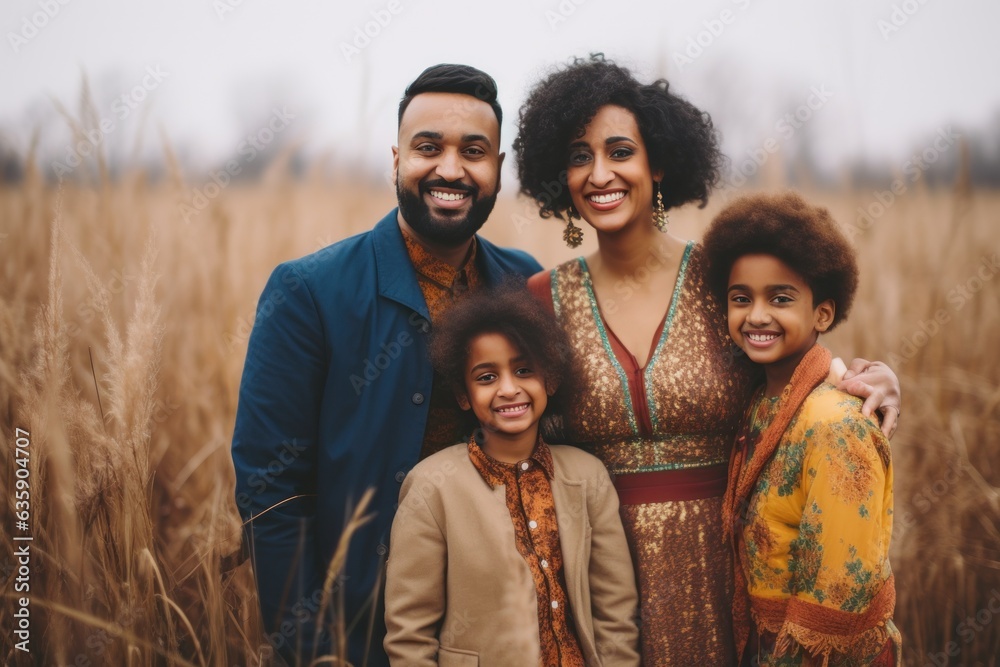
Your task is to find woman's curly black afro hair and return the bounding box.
[513,53,724,221]
[701,191,859,331]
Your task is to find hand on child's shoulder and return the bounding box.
[796,383,891,468]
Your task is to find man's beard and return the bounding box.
[396,178,498,248]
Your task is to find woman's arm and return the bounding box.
[383,474,447,667]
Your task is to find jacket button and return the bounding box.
[411,392,425,405]
[395,471,406,483]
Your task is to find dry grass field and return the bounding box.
[1,155,998,665]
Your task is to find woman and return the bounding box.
[514,55,901,666]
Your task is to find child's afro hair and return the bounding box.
[427,279,574,413]
[701,191,859,331]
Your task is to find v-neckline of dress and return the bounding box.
[578,240,694,372]
[576,241,695,435]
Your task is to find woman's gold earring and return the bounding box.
[563,206,584,248]
[653,182,668,233]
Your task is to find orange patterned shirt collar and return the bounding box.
[401,229,481,313]
[468,436,556,486]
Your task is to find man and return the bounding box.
[231,64,540,666]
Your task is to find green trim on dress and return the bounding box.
[550,267,562,320]
[645,240,695,432]
[577,257,640,436]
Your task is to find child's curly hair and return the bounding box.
[701,191,859,331]
[428,280,574,416]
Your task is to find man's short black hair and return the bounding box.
[398,63,503,128]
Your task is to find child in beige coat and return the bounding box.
[384,284,640,666]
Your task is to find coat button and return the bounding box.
[395,471,406,483]
[411,392,425,405]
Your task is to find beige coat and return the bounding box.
[384,443,641,666]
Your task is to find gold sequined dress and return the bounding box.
[528,242,758,666]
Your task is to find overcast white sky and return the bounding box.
[2,0,999,177]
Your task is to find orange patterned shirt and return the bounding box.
[402,232,483,458]
[468,438,586,667]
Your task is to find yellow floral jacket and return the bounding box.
[735,382,901,666]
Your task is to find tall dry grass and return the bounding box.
[1,142,998,666]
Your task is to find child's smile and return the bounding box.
[458,332,551,459]
[727,253,835,396]
[494,402,530,418]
